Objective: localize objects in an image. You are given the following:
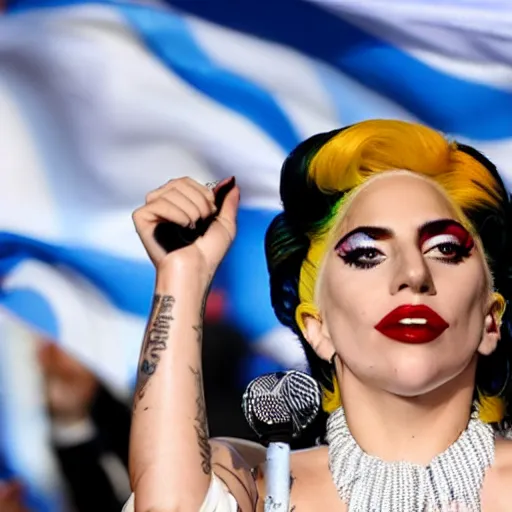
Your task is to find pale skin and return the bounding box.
[130,173,512,511]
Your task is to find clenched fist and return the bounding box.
[132,177,239,284]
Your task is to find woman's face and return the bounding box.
[313,172,499,397]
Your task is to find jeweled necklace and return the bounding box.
[326,407,495,511]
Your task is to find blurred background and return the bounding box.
[1,1,512,510]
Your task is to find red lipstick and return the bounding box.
[374,305,449,344]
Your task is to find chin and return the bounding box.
[378,356,462,398]
[383,378,438,397]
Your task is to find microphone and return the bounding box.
[153,177,235,253]
[242,371,321,511]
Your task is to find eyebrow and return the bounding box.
[335,226,393,247]
[417,219,470,245]
[335,218,468,247]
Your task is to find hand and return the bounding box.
[37,342,99,424]
[0,480,28,512]
[132,177,239,282]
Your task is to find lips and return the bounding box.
[374,304,449,344]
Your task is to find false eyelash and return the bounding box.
[338,247,383,269]
[429,242,472,264]
[343,260,379,270]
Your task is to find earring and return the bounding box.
[318,352,337,393]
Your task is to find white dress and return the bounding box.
[122,473,238,511]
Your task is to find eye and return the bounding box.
[338,247,386,269]
[335,231,387,270]
[423,234,472,264]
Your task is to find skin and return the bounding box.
[303,172,501,464]
[129,173,512,512]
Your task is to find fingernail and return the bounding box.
[215,176,235,190]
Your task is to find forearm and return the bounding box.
[129,266,211,512]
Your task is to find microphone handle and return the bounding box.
[153,177,235,253]
[264,442,291,512]
[153,216,212,253]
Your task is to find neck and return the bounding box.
[337,362,477,465]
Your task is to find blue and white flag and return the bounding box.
[1,1,512,506]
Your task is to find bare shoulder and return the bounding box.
[491,436,512,473]
[210,440,339,511]
[481,437,512,511]
[289,446,340,509]
[210,437,265,511]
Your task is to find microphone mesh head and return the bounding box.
[242,370,321,440]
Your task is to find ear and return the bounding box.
[300,313,336,362]
[477,295,503,356]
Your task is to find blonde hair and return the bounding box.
[292,120,505,421]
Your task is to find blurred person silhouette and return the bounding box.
[37,290,253,511]
[38,342,131,512]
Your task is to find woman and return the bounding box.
[125,120,512,511]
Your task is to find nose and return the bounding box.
[390,247,436,296]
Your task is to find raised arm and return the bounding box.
[129,177,260,511]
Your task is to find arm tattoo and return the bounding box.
[192,324,203,345]
[189,365,212,474]
[251,465,263,511]
[213,463,254,505]
[135,294,175,403]
[191,285,208,345]
[199,287,209,318]
[230,450,258,509]
[213,461,259,511]
[289,474,296,511]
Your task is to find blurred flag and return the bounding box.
[1,2,512,505]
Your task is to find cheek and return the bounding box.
[433,262,487,314]
[431,262,488,342]
[320,258,387,322]
[320,271,378,336]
